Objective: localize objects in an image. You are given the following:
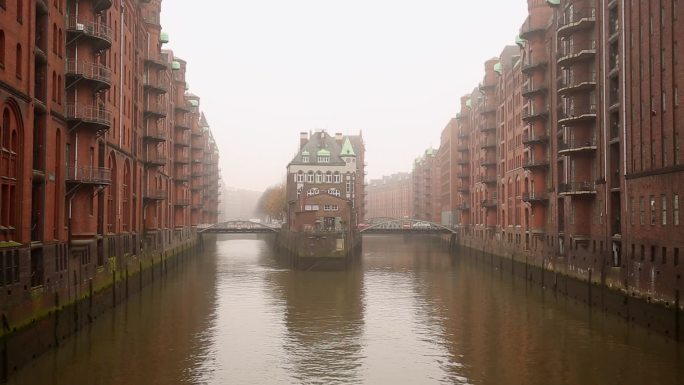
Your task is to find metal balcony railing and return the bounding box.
[144,188,168,200]
[66,18,113,47]
[522,130,549,145]
[481,198,498,208]
[522,191,548,202]
[558,137,597,153]
[66,166,111,184]
[143,127,167,141]
[559,181,597,194]
[65,59,112,88]
[65,104,112,129]
[558,7,596,35]
[522,158,550,169]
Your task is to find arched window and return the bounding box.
[325,172,332,183]
[58,29,62,57]
[0,30,5,67]
[52,24,57,53]
[57,75,61,103]
[1,105,20,232]
[16,0,22,23]
[51,71,56,101]
[306,171,314,183]
[315,171,323,183]
[333,172,341,183]
[15,44,21,78]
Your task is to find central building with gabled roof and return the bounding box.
[286,131,366,232]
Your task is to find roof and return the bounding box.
[289,131,363,166]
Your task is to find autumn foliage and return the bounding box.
[256,183,286,220]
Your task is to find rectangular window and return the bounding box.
[662,195,667,225]
[630,197,635,225]
[334,174,341,183]
[325,174,333,183]
[675,248,680,266]
[650,196,656,225]
[324,205,331,211]
[332,205,339,211]
[306,174,314,183]
[674,194,680,225]
[302,156,309,163]
[662,247,667,264]
[639,197,645,225]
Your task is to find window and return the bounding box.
[325,173,332,183]
[302,156,309,163]
[315,173,323,183]
[630,197,635,225]
[324,205,332,211]
[328,188,340,197]
[662,195,667,225]
[650,196,656,225]
[332,205,339,211]
[304,204,319,211]
[675,194,680,225]
[639,197,645,225]
[15,44,21,78]
[306,188,319,197]
[334,173,341,183]
[306,172,314,183]
[318,156,329,163]
[0,30,4,67]
[295,173,304,183]
[16,0,22,23]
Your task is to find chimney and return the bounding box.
[335,132,343,143]
[300,132,308,150]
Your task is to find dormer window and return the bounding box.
[318,155,329,163]
[302,156,309,163]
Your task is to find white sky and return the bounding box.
[161,0,528,191]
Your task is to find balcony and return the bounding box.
[557,72,597,96]
[66,104,112,132]
[144,154,167,167]
[480,139,496,149]
[456,159,469,165]
[522,157,550,170]
[457,186,470,193]
[479,176,497,185]
[558,105,597,125]
[479,81,497,92]
[558,137,597,155]
[457,132,469,139]
[142,127,167,142]
[91,0,113,12]
[174,198,190,207]
[481,198,498,208]
[144,101,167,119]
[66,18,112,50]
[559,181,597,196]
[522,130,549,146]
[65,59,112,91]
[174,153,190,164]
[480,105,497,115]
[456,203,471,211]
[521,81,548,98]
[557,8,596,38]
[522,107,549,122]
[175,117,193,130]
[143,76,168,94]
[519,15,548,40]
[521,57,548,74]
[481,157,497,168]
[65,166,111,185]
[522,191,548,203]
[456,144,469,152]
[143,188,167,201]
[175,102,193,114]
[174,133,191,147]
[144,53,168,69]
[144,13,161,26]
[175,172,190,182]
[558,41,597,67]
[456,172,470,179]
[481,125,496,133]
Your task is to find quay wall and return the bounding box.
[0,233,207,382]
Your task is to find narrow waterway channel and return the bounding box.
[8,235,683,384]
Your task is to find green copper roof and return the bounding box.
[340,137,356,156]
[160,31,169,44]
[466,99,472,108]
[317,149,331,156]
[515,35,525,47]
[302,150,309,155]
[188,99,199,108]
[493,62,503,75]
[426,148,435,156]
[171,61,181,70]
[547,0,560,5]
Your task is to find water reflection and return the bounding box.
[7,235,684,385]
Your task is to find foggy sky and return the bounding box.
[161,0,528,191]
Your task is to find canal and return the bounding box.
[8,235,683,384]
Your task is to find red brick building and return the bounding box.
[1,0,220,328]
[412,148,440,222]
[286,131,365,232]
[365,172,412,220]
[428,0,682,303]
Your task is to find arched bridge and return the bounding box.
[360,218,457,235]
[199,220,279,234]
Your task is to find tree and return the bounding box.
[256,183,286,221]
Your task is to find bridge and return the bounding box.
[360,218,457,235]
[199,220,279,234]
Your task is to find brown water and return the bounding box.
[8,235,683,385]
